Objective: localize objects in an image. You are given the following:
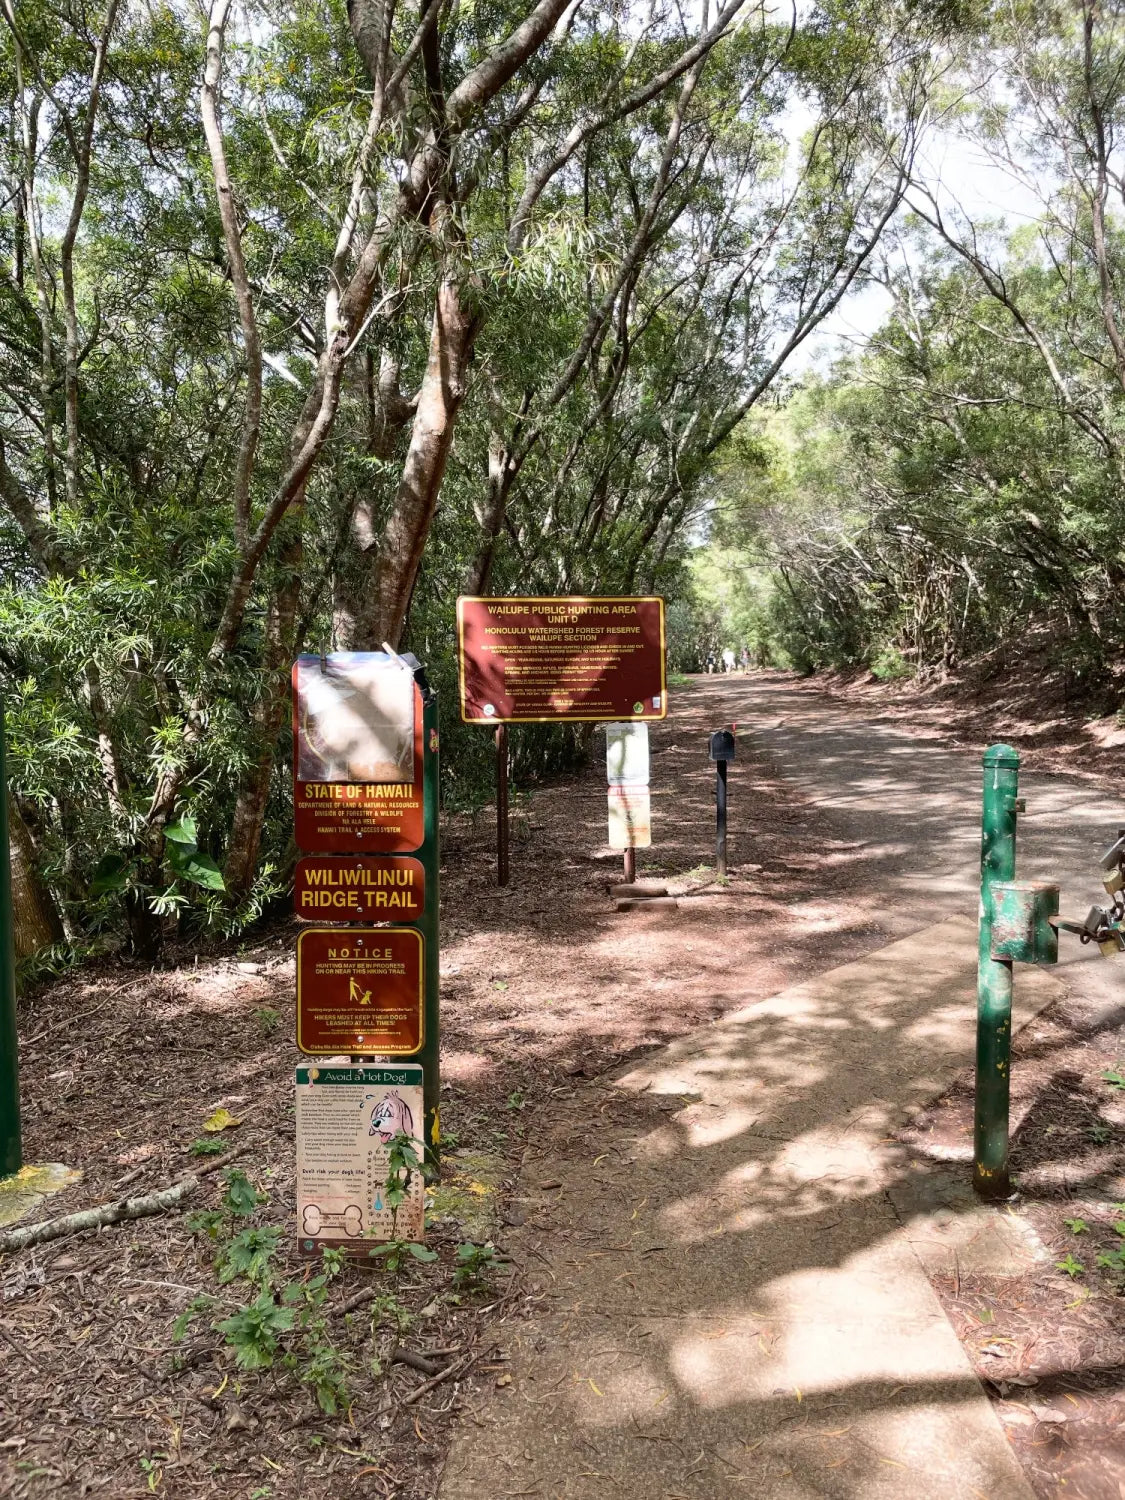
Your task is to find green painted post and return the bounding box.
[0,704,22,1179]
[417,686,441,1169]
[974,743,1019,1199]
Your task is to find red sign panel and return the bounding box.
[296,927,424,1056]
[457,596,666,724]
[294,857,425,923]
[293,669,424,853]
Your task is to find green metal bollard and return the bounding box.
[0,704,22,1179]
[417,687,441,1171]
[974,743,1019,1199]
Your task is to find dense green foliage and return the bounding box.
[695,1,1125,699]
[2,0,945,951]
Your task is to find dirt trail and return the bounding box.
[436,672,1125,1500]
[3,670,1124,1499]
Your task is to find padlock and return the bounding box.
[1100,834,1125,896]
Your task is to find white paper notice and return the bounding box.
[605,722,650,786]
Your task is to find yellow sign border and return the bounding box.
[455,595,667,725]
[295,925,424,1056]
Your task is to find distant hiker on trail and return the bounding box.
[740,645,750,672]
[721,647,736,674]
[705,652,716,674]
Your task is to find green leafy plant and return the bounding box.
[163,814,226,891]
[1088,1123,1112,1144]
[1096,1244,1125,1279]
[253,1005,280,1037]
[178,1173,351,1412]
[188,1136,227,1157]
[1056,1254,1085,1278]
[366,1291,413,1335]
[368,1239,439,1273]
[364,1131,437,1275]
[138,1454,165,1493]
[218,1226,283,1286]
[1102,1065,1125,1090]
[452,1241,505,1290]
[184,1208,226,1242]
[217,1289,296,1369]
[222,1168,264,1217]
[1065,1218,1089,1234]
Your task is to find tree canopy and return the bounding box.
[1,0,964,952]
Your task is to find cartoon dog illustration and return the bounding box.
[369,1090,414,1144]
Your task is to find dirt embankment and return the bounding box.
[808,639,1125,785]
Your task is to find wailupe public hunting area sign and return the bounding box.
[456,596,666,723]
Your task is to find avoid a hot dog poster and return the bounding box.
[295,1063,424,1255]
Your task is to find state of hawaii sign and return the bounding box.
[456,596,666,723]
[292,653,424,853]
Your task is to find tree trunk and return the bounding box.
[224,532,303,899]
[8,795,64,962]
[464,428,513,595]
[357,279,479,648]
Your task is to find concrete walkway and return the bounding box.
[439,677,1123,1499]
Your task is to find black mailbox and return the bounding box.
[709,729,736,762]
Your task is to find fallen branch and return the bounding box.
[0,1178,199,1255]
[0,1145,250,1256]
[392,1345,443,1377]
[403,1349,477,1405]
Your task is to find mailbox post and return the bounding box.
[709,729,736,877]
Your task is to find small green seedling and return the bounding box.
[368,1239,438,1274]
[1065,1218,1089,1234]
[1088,1123,1112,1144]
[1056,1254,1085,1278]
[1102,1065,1125,1090]
[452,1241,505,1289]
[188,1136,227,1157]
[253,1005,280,1036]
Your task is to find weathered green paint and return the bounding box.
[974,744,1019,1199]
[0,704,21,1179]
[416,686,441,1167]
[990,880,1059,965]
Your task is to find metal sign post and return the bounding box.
[418,688,441,1153]
[709,729,736,878]
[0,705,21,1179]
[974,744,1019,1200]
[495,723,509,888]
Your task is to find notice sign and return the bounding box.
[605,722,650,785]
[607,786,652,848]
[457,596,666,723]
[294,856,425,923]
[296,1063,424,1255]
[293,655,424,853]
[296,927,423,1055]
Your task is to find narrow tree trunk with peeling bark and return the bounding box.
[358,279,479,648]
[223,536,303,898]
[8,795,63,962]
